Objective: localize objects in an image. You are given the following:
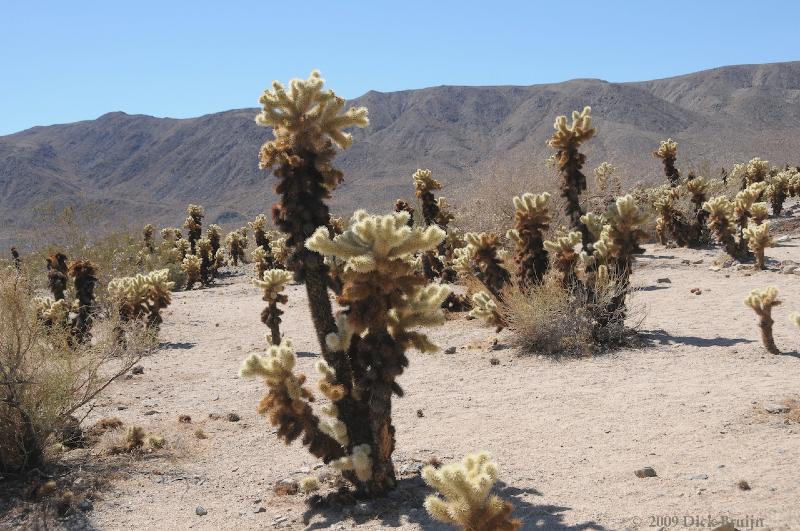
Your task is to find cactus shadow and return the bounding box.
[639,329,754,348]
[159,341,195,350]
[637,284,671,292]
[295,351,318,358]
[301,476,606,530]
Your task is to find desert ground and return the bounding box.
[3,221,795,530]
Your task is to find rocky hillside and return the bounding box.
[2,61,799,246]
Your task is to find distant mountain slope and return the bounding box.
[2,60,800,247]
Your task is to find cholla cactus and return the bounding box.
[469,291,503,331]
[207,224,222,256]
[181,254,201,289]
[160,227,182,243]
[750,202,769,225]
[10,247,21,271]
[269,236,289,268]
[143,224,156,253]
[548,106,595,249]
[255,71,368,359]
[251,246,270,279]
[394,200,415,227]
[422,452,521,531]
[46,252,69,300]
[304,210,450,493]
[184,204,204,254]
[175,238,191,260]
[249,214,271,251]
[108,269,174,327]
[463,233,510,298]
[68,260,97,343]
[743,222,773,270]
[413,169,443,226]
[328,214,346,235]
[225,230,247,266]
[733,157,770,189]
[685,176,710,244]
[766,170,791,216]
[703,196,745,259]
[254,269,294,344]
[507,192,551,286]
[744,286,781,354]
[196,238,213,285]
[544,231,582,288]
[790,312,800,331]
[652,186,690,246]
[786,167,800,197]
[33,297,69,328]
[593,161,621,210]
[241,340,346,462]
[653,139,680,186]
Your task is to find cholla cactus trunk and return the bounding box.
[11,247,21,271]
[69,260,97,343]
[548,107,596,252]
[394,200,414,227]
[46,253,69,301]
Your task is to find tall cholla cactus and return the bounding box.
[251,247,270,279]
[46,253,69,301]
[413,169,442,226]
[685,176,709,244]
[255,70,368,354]
[653,138,680,187]
[394,200,415,227]
[548,106,596,250]
[733,182,767,253]
[184,204,204,254]
[303,209,450,494]
[743,222,773,270]
[249,214,271,251]
[197,238,213,284]
[601,195,648,317]
[108,269,174,328]
[269,236,289,269]
[593,161,621,210]
[143,224,156,253]
[702,196,742,258]
[652,186,689,246]
[422,452,521,531]
[463,233,510,299]
[181,254,201,289]
[225,230,247,266]
[254,269,294,345]
[68,260,97,343]
[207,224,222,257]
[732,157,770,189]
[744,286,781,354]
[506,192,551,286]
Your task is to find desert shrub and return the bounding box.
[0,269,154,472]
[422,452,521,531]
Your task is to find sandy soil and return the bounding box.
[13,236,800,530]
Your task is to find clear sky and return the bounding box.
[1,0,797,135]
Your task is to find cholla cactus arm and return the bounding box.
[412,169,443,227]
[743,222,773,270]
[46,253,69,301]
[68,260,98,343]
[750,202,769,225]
[422,452,522,531]
[604,195,648,274]
[469,291,504,331]
[254,269,294,345]
[33,297,70,328]
[766,170,790,216]
[703,196,741,259]
[394,200,415,227]
[240,340,346,462]
[510,192,552,286]
[653,139,680,186]
[593,161,615,193]
[744,286,781,354]
[463,232,510,298]
[543,231,582,287]
[548,106,595,250]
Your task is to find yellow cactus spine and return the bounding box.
[744,286,781,354]
[653,138,680,186]
[743,222,773,270]
[422,452,522,531]
[256,70,368,359]
[548,106,596,250]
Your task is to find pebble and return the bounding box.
[254,506,266,513]
[656,278,671,283]
[195,506,207,516]
[688,474,708,480]
[764,403,790,414]
[131,365,144,375]
[399,462,423,475]
[78,499,93,512]
[444,346,457,354]
[634,467,657,478]
[489,358,500,365]
[227,412,241,422]
[781,265,798,274]
[737,480,751,491]
[416,409,424,418]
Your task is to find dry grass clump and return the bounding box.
[0,270,155,472]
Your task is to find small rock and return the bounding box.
[354,502,371,515]
[688,473,709,480]
[227,412,240,422]
[131,365,144,375]
[692,259,704,264]
[143,410,158,416]
[737,479,751,491]
[178,415,192,423]
[297,466,310,474]
[399,462,423,475]
[781,265,798,275]
[273,515,287,523]
[416,409,424,418]
[116,405,127,411]
[254,506,266,513]
[444,346,457,354]
[656,278,672,284]
[78,499,93,512]
[681,259,691,265]
[775,235,792,243]
[489,358,500,365]
[195,506,207,516]
[764,402,790,414]
[634,467,657,478]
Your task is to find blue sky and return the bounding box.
[1,0,797,135]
